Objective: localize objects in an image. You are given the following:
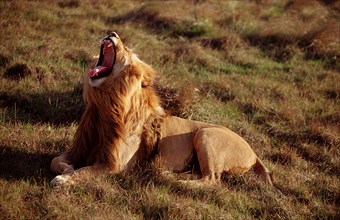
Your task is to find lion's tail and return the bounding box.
[254,157,273,186]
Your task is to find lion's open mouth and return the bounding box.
[88,38,116,80]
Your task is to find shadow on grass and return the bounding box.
[107,6,209,38]
[0,144,55,183]
[0,86,83,182]
[0,84,183,125]
[0,89,84,126]
[245,33,339,70]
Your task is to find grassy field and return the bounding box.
[0,0,339,219]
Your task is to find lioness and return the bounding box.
[51,32,273,186]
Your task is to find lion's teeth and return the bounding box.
[107,43,113,48]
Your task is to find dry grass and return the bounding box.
[1,0,339,219]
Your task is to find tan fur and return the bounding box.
[158,117,273,185]
[50,33,272,186]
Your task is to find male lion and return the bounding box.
[51,32,273,186]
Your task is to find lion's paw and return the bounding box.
[50,174,75,187]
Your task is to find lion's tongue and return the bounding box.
[88,66,110,78]
[88,40,114,79]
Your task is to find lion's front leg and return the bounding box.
[50,164,110,187]
[50,153,75,186]
[50,173,75,186]
[51,153,74,175]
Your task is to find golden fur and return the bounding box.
[50,32,272,186]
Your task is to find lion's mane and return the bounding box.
[65,54,164,171]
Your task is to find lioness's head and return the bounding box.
[87,31,145,88]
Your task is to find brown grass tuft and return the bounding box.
[108,5,176,33]
[64,49,94,68]
[3,63,33,80]
[2,62,48,82]
[306,20,340,62]
[269,152,294,166]
[201,28,246,51]
[155,82,200,117]
[154,84,181,116]
[57,0,79,8]
[0,53,11,68]
[323,88,340,100]
[199,81,235,102]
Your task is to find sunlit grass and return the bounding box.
[0,0,339,219]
